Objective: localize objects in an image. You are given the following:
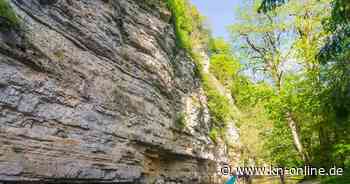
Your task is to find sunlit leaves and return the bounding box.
[202,74,234,128]
[209,38,240,86]
[166,0,209,53]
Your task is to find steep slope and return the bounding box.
[0,0,236,183]
[197,48,240,165]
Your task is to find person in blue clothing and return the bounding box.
[225,175,237,184]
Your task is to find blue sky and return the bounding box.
[190,0,241,40]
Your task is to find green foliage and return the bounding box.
[333,144,350,159]
[332,150,350,183]
[230,0,346,169]
[166,0,192,50]
[0,0,19,29]
[260,0,350,76]
[231,77,273,108]
[263,121,303,167]
[166,0,349,174]
[321,170,350,184]
[166,0,211,80]
[231,74,302,166]
[210,55,237,84]
[202,38,241,144]
[238,103,273,165]
[324,0,350,32]
[316,0,350,169]
[175,112,186,130]
[209,37,232,55]
[202,74,233,128]
[166,1,235,144]
[209,127,219,143]
[209,38,240,86]
[166,0,209,53]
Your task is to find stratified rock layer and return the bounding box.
[0,0,230,183]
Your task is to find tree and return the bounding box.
[230,0,313,164]
[209,38,240,86]
[258,0,350,173]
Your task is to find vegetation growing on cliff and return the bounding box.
[172,0,349,182]
[202,74,233,141]
[209,38,240,86]
[175,112,186,130]
[166,0,209,67]
[167,1,349,180]
[166,0,236,143]
[0,0,19,29]
[205,38,239,142]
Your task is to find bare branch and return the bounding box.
[244,35,266,58]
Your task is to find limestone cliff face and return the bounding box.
[0,0,233,183]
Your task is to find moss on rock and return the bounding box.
[0,0,19,30]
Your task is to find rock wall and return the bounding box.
[0,0,232,183]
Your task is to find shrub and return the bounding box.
[321,171,350,184]
[209,38,241,87]
[175,112,186,130]
[202,74,233,127]
[166,0,207,51]
[209,127,219,143]
[166,0,209,78]
[202,74,234,143]
[210,54,239,86]
[166,1,234,143]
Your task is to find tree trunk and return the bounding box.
[286,112,309,163]
[279,174,286,184]
[319,126,332,167]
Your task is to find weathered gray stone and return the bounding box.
[0,87,21,108]
[17,94,40,113]
[0,0,236,183]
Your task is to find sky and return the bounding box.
[190,0,241,40]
